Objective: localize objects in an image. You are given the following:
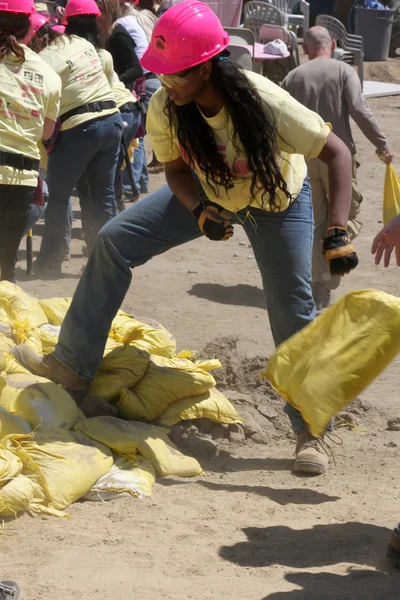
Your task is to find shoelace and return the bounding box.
[305,432,343,466]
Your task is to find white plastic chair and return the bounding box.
[224,27,255,69]
[259,23,300,67]
[244,1,287,41]
[267,0,310,36]
[315,14,364,87]
[227,44,254,70]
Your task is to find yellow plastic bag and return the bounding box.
[383,164,400,226]
[0,406,31,439]
[0,333,15,371]
[264,290,400,437]
[158,388,242,426]
[0,373,78,430]
[75,416,203,477]
[0,282,48,332]
[0,474,45,518]
[0,448,23,485]
[88,346,150,401]
[5,429,113,513]
[84,455,155,500]
[38,297,71,326]
[38,324,61,355]
[111,313,176,357]
[117,355,217,421]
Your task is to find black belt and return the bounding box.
[0,151,39,171]
[60,100,117,123]
[145,72,157,80]
[119,101,137,113]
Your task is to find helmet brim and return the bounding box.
[140,42,228,76]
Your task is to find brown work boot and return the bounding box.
[11,344,89,393]
[293,431,329,475]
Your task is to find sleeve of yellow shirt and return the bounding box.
[45,71,62,122]
[147,87,181,163]
[272,91,331,159]
[98,49,115,88]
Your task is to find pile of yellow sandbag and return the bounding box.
[0,282,242,518]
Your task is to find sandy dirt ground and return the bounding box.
[2,82,400,599]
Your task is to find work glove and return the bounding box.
[323,226,358,276]
[192,201,234,241]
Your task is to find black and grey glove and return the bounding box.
[323,227,358,276]
[191,201,234,241]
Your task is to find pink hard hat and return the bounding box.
[0,0,35,14]
[30,12,49,34]
[62,0,101,23]
[140,0,229,75]
[52,24,65,33]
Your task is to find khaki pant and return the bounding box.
[307,155,362,293]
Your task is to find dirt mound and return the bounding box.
[364,58,400,83]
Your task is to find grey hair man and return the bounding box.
[283,25,393,309]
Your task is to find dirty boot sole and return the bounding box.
[293,458,327,475]
[0,581,22,599]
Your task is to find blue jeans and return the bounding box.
[125,77,162,194]
[38,112,123,267]
[116,108,141,198]
[54,179,315,434]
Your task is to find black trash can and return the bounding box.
[355,6,395,61]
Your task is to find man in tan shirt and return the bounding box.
[283,26,393,309]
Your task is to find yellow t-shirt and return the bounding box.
[97,48,114,88]
[0,44,61,187]
[39,35,118,131]
[111,72,136,108]
[147,71,331,213]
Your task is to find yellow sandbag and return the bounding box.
[0,474,45,517]
[84,455,155,500]
[75,416,203,477]
[117,355,216,421]
[88,346,150,401]
[0,448,23,485]
[0,333,15,371]
[0,282,48,333]
[38,323,60,355]
[5,429,113,512]
[0,312,12,338]
[111,313,176,357]
[38,297,71,326]
[264,290,400,437]
[158,388,242,426]
[0,406,31,439]
[383,163,400,226]
[0,373,78,430]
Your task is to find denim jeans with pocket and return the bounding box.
[38,112,123,268]
[54,178,316,434]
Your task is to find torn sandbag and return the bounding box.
[84,455,155,501]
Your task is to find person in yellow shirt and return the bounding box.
[0,0,61,283]
[32,0,123,277]
[14,1,357,476]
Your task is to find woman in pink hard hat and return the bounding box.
[32,0,124,277]
[15,1,356,474]
[0,0,61,282]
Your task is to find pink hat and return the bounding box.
[140,0,229,75]
[52,24,65,33]
[63,0,101,24]
[0,0,35,14]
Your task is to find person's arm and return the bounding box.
[109,31,143,88]
[317,131,352,228]
[371,214,400,267]
[344,67,393,162]
[43,117,56,141]
[54,0,66,20]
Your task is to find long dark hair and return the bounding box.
[65,15,102,49]
[165,54,291,210]
[28,22,63,54]
[0,13,30,62]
